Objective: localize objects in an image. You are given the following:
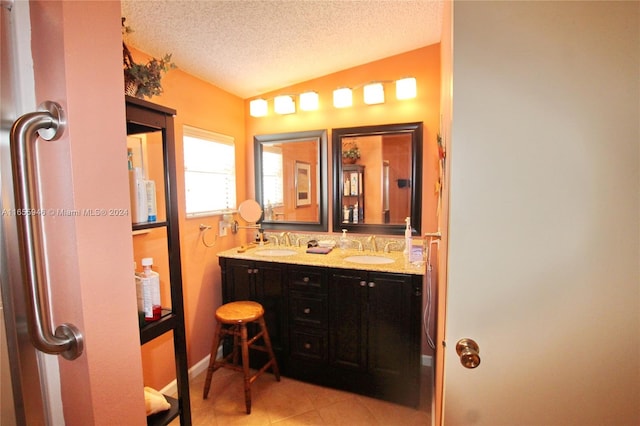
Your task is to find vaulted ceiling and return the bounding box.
[121,1,443,98]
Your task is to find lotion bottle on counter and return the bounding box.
[404,217,412,257]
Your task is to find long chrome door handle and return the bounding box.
[10,101,83,360]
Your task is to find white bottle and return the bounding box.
[129,167,147,224]
[404,217,412,257]
[339,229,350,251]
[145,180,157,222]
[352,202,358,223]
[136,257,161,321]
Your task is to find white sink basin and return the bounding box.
[344,255,395,265]
[254,249,297,257]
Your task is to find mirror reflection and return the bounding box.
[254,130,328,232]
[333,122,423,235]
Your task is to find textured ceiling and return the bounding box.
[121,0,443,98]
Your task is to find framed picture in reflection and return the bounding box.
[295,161,311,207]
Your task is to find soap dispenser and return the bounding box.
[339,229,350,251]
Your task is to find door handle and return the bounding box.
[456,338,480,369]
[10,101,83,360]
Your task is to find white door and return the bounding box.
[444,2,639,425]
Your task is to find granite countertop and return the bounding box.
[217,244,425,276]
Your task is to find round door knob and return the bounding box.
[456,338,481,369]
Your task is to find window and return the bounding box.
[261,147,284,206]
[183,126,236,216]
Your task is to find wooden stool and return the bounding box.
[202,301,280,414]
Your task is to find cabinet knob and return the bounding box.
[303,307,311,314]
[368,282,375,288]
[303,277,310,283]
[304,342,312,350]
[359,281,367,287]
[253,268,259,274]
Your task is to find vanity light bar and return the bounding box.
[249,77,416,117]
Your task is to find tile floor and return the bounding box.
[171,366,432,425]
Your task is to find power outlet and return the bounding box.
[218,222,228,237]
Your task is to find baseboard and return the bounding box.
[421,355,433,367]
[159,347,221,396]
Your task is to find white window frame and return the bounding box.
[183,125,236,217]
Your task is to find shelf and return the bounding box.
[127,96,191,425]
[140,309,177,344]
[132,221,168,232]
[147,395,179,426]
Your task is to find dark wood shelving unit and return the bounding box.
[126,96,191,426]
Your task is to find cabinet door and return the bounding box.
[222,258,254,302]
[254,261,285,353]
[328,270,367,371]
[366,272,415,377]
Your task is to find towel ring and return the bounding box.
[199,224,217,248]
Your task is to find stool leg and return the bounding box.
[232,326,239,367]
[203,321,223,399]
[258,316,280,381]
[240,324,252,414]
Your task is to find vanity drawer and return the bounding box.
[288,267,327,293]
[290,328,327,362]
[289,291,327,328]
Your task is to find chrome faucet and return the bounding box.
[383,241,399,253]
[279,231,291,247]
[349,239,363,251]
[268,235,279,246]
[367,235,378,252]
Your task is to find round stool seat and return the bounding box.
[215,301,264,324]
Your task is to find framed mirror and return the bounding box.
[332,122,423,235]
[254,129,328,231]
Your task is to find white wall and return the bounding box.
[445,1,639,424]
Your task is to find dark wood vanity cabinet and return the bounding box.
[219,257,286,367]
[218,257,422,408]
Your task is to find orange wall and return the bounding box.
[245,45,442,237]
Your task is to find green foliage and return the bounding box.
[122,17,176,99]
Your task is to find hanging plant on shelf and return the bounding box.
[342,141,361,164]
[122,17,176,99]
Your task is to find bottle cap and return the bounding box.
[141,257,153,267]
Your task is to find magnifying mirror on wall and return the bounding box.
[228,199,263,234]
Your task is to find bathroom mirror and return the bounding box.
[254,129,328,231]
[332,122,423,235]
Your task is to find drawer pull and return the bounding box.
[303,277,310,283]
[303,307,311,314]
[368,282,376,288]
[304,342,312,349]
[359,281,367,287]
